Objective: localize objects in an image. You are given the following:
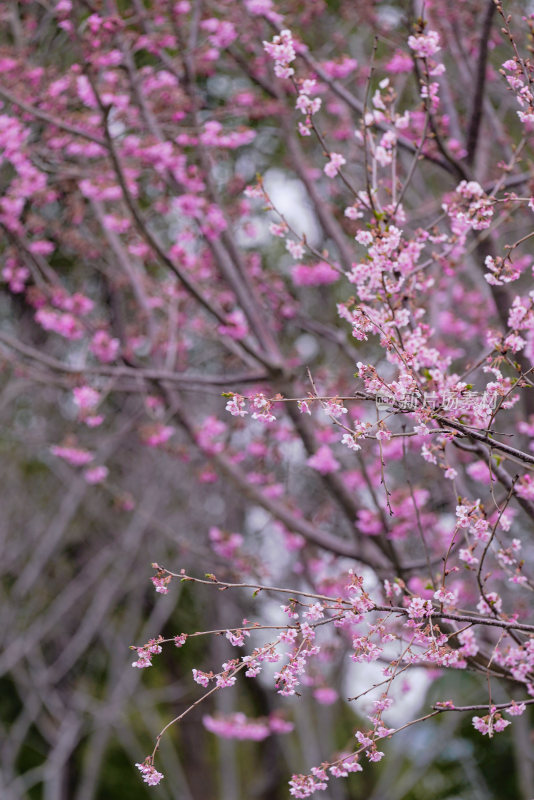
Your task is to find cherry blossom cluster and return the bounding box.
[501,57,534,126]
[263,29,296,80]
[135,760,164,787]
[138,563,534,790]
[203,711,293,741]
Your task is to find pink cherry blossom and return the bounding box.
[306,445,340,474]
[90,330,120,363]
[84,466,109,484]
[324,152,346,178]
[50,445,94,466]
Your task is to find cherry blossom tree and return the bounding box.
[2,0,534,797]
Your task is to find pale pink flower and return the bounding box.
[407,596,433,618]
[225,393,248,417]
[263,29,296,79]
[458,629,479,657]
[304,603,324,621]
[472,716,491,735]
[408,30,441,58]
[132,647,155,668]
[151,575,171,594]
[192,669,212,687]
[476,592,502,615]
[295,94,322,115]
[298,121,312,136]
[376,428,392,442]
[367,749,385,762]
[225,629,250,647]
[324,152,346,178]
[216,673,237,688]
[506,702,526,716]
[135,761,164,786]
[433,587,456,605]
[459,548,479,566]
[286,239,305,260]
[355,730,373,747]
[341,433,361,451]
